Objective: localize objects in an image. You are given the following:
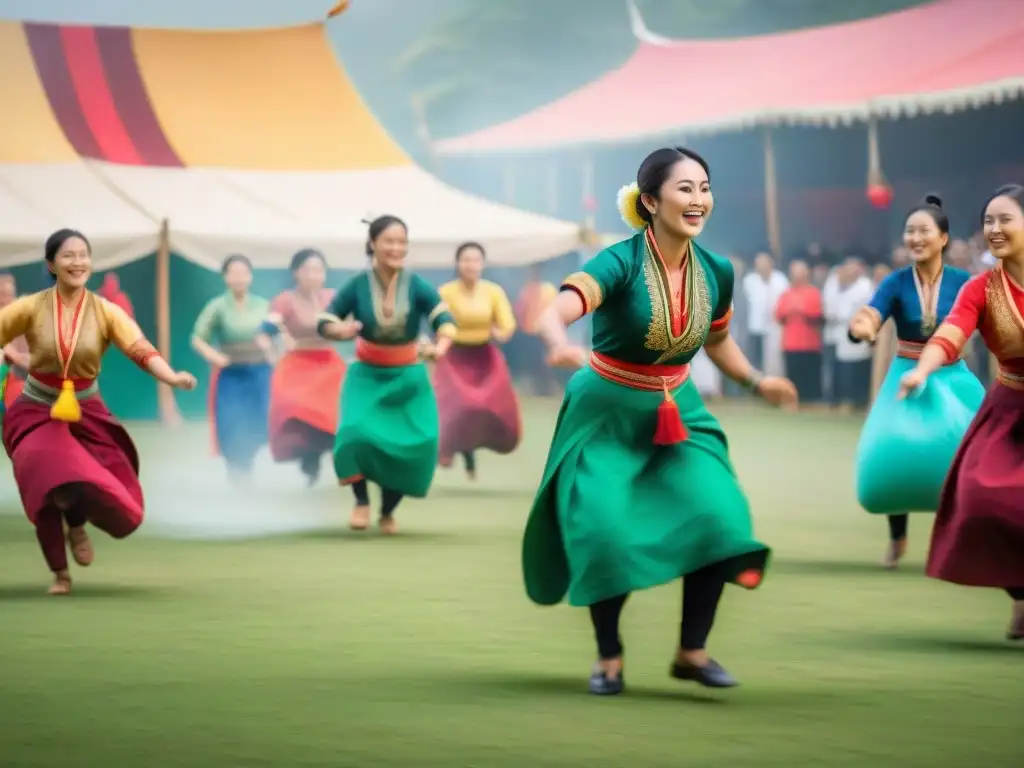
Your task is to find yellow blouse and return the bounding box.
[438,279,516,345]
[0,288,157,380]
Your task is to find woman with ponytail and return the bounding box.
[849,194,982,569]
[317,215,456,534]
[522,148,796,695]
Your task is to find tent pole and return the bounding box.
[762,126,782,259]
[156,219,181,427]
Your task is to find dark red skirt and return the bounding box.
[434,343,521,463]
[2,396,143,537]
[268,348,345,462]
[927,382,1024,588]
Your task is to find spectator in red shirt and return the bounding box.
[775,259,823,403]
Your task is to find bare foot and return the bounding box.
[48,571,72,596]
[379,516,397,536]
[349,504,370,531]
[67,525,94,567]
[882,538,907,569]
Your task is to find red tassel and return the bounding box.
[653,380,688,445]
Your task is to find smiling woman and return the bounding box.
[0,228,196,596]
[900,183,1024,641]
[521,147,797,697]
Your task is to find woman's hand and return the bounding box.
[211,351,231,369]
[323,319,362,341]
[172,371,197,391]
[897,369,927,400]
[848,316,876,343]
[757,376,798,410]
[546,345,586,369]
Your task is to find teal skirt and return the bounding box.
[522,368,770,607]
[855,356,985,515]
[333,361,438,498]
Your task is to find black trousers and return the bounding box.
[888,514,908,541]
[351,479,404,517]
[784,350,823,403]
[588,563,727,659]
[1007,588,1024,600]
[836,358,872,408]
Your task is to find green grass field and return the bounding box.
[0,399,1020,767]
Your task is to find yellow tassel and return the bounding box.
[50,380,81,423]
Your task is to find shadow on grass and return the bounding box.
[772,558,923,578]
[440,670,732,705]
[851,631,1024,655]
[0,583,176,601]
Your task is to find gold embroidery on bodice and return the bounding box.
[642,240,712,364]
[986,268,1024,359]
[369,269,410,339]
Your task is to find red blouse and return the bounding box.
[928,267,1024,388]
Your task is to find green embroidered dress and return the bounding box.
[318,269,455,498]
[522,231,771,607]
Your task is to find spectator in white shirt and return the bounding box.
[741,252,788,370]
[831,258,875,411]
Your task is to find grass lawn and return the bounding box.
[0,398,1020,767]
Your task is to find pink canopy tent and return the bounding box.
[434,0,1024,254]
[437,0,1024,154]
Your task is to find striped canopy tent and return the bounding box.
[0,19,582,271]
[434,0,1024,255]
[0,17,582,423]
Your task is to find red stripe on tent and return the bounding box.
[94,26,184,167]
[59,25,144,165]
[24,23,104,160]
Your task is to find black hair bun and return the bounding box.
[923,192,943,209]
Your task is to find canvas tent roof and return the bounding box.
[0,20,581,270]
[435,0,1024,155]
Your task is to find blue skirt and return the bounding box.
[855,356,985,515]
[213,363,271,472]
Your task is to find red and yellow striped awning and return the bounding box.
[2,20,408,171]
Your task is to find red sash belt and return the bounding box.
[29,371,95,390]
[897,339,962,364]
[355,338,418,367]
[589,352,690,391]
[589,352,690,445]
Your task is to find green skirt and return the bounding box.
[522,368,770,607]
[333,360,438,498]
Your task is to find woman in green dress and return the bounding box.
[524,147,797,696]
[318,215,456,535]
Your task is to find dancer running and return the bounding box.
[849,194,982,568]
[259,249,344,486]
[191,255,272,482]
[317,215,456,534]
[0,273,28,412]
[900,183,1024,640]
[522,147,797,695]
[0,229,195,594]
[435,242,519,480]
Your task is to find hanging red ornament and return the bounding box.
[866,183,893,209]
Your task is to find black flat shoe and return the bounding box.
[588,664,625,696]
[670,659,738,688]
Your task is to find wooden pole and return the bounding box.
[156,219,182,427]
[762,127,782,259]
